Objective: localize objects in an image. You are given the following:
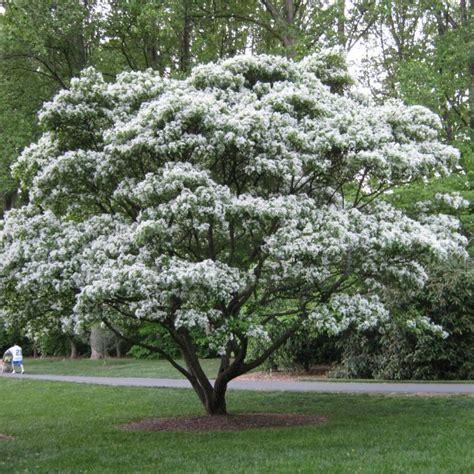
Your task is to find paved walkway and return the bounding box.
[1,373,473,394]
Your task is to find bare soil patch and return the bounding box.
[237,367,331,382]
[0,434,14,441]
[120,413,327,433]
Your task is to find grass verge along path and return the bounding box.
[21,357,474,386]
[0,379,473,473]
[22,356,220,378]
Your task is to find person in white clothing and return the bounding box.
[7,344,24,374]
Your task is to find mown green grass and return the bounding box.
[0,378,473,473]
[23,357,221,379]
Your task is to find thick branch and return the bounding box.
[170,327,214,398]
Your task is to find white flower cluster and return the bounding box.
[434,192,470,210]
[263,202,467,292]
[309,294,389,335]
[298,47,352,89]
[406,316,448,339]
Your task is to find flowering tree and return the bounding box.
[0,51,467,415]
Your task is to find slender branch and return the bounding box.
[214,335,248,387]
[260,308,300,325]
[1,52,68,88]
[356,182,402,210]
[347,15,379,51]
[353,167,369,207]
[444,94,469,126]
[191,8,284,43]
[241,318,305,373]
[207,222,216,260]
[261,0,280,23]
[120,39,136,70]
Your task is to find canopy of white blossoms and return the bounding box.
[0,50,467,356]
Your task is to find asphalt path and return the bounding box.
[1,373,473,395]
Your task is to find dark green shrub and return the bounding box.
[127,324,180,360]
[248,326,340,373]
[0,322,32,356]
[333,261,474,380]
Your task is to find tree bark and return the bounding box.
[89,324,107,359]
[205,384,228,416]
[460,0,468,23]
[469,0,474,132]
[180,0,193,73]
[261,0,297,57]
[172,327,230,415]
[337,0,346,48]
[105,308,302,416]
[69,338,78,359]
[1,188,22,218]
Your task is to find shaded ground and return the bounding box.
[120,413,328,433]
[237,369,330,381]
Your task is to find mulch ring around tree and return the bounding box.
[119,413,328,433]
[0,434,14,441]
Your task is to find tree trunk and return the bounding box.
[69,338,78,359]
[469,0,474,132]
[337,0,346,48]
[1,189,19,218]
[176,328,230,415]
[282,0,297,56]
[89,324,107,359]
[90,347,104,360]
[460,0,467,23]
[261,0,297,57]
[164,317,301,416]
[180,0,193,73]
[205,385,228,416]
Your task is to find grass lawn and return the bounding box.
[0,378,473,473]
[23,357,221,379]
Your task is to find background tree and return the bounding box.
[0,0,253,216]
[358,0,472,141]
[334,260,474,380]
[0,0,100,216]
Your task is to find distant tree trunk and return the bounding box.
[434,10,453,140]
[89,325,107,359]
[468,0,474,132]
[337,0,346,48]
[69,338,78,359]
[433,1,472,139]
[1,189,18,218]
[460,0,468,22]
[261,0,298,57]
[145,43,160,70]
[282,0,295,47]
[180,0,193,73]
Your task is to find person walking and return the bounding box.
[7,344,24,374]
